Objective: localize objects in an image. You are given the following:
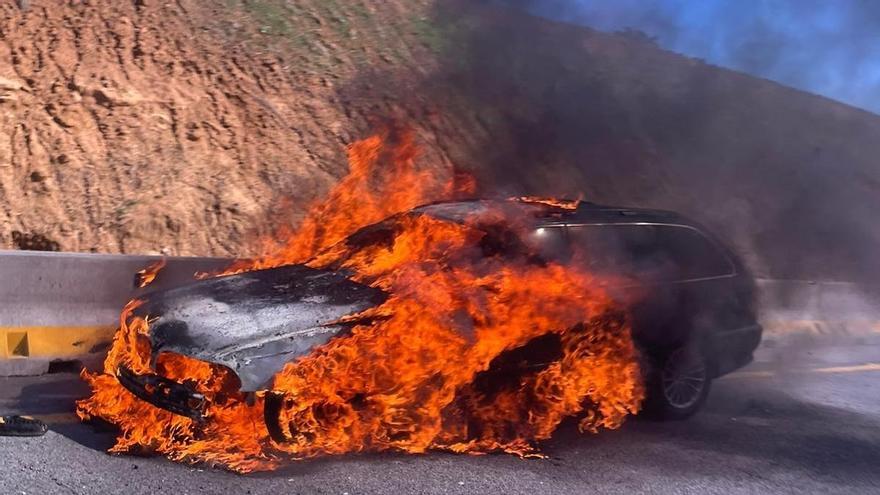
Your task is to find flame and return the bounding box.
[515,196,581,210]
[268,211,642,459]
[78,128,643,472]
[219,128,475,275]
[134,259,166,288]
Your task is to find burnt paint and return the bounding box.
[135,265,387,391]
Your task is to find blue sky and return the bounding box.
[504,0,880,114]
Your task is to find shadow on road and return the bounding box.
[257,375,879,485]
[9,373,118,452]
[6,368,878,486]
[543,378,880,484]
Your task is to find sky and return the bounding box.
[501,0,880,114]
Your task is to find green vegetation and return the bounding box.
[235,0,295,37]
[217,1,471,74]
[410,15,448,54]
[112,199,139,226]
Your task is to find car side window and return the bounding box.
[653,226,734,279]
[566,224,733,281]
[566,225,660,278]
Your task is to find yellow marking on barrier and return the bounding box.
[0,326,115,359]
[6,331,29,357]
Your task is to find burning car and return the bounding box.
[76,131,758,472]
[112,198,759,435]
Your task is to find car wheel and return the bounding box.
[643,344,711,420]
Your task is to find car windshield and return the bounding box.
[326,206,560,270]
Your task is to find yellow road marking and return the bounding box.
[727,362,880,379]
[814,363,880,374]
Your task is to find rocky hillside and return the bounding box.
[1,0,878,283]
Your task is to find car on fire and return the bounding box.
[118,199,761,437]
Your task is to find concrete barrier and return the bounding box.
[0,250,232,376]
[755,278,880,343]
[2,252,876,376]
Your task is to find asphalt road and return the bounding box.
[2,336,879,495]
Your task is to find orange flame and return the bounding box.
[134,259,167,288]
[515,196,581,210]
[268,212,642,459]
[220,128,475,275]
[78,128,643,472]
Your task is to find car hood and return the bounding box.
[135,264,387,391]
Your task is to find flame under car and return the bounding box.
[117,199,761,437]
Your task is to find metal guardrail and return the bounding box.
[755,278,880,342]
[755,278,880,320]
[0,250,232,376]
[1,252,877,376]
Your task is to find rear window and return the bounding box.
[566,224,734,281]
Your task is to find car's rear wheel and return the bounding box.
[643,344,711,420]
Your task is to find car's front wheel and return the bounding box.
[643,344,711,420]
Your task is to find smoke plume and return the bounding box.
[498,0,880,115]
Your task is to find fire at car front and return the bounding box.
[76,130,644,473]
[115,264,388,421]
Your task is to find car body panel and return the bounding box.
[120,199,761,419]
[136,264,387,391]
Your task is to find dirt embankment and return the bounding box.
[0,0,438,255]
[2,0,879,283]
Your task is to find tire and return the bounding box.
[642,344,711,420]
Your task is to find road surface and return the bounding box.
[2,336,879,494]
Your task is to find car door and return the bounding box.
[648,225,741,345]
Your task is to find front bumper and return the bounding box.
[116,366,207,421]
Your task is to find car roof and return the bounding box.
[407,199,740,268]
[410,199,691,227]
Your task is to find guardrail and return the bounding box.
[0,250,231,376]
[2,252,877,376]
[756,278,880,320]
[755,278,880,342]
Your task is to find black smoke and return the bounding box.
[496,0,880,115]
[400,0,880,285]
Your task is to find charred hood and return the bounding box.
[135,265,388,391]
